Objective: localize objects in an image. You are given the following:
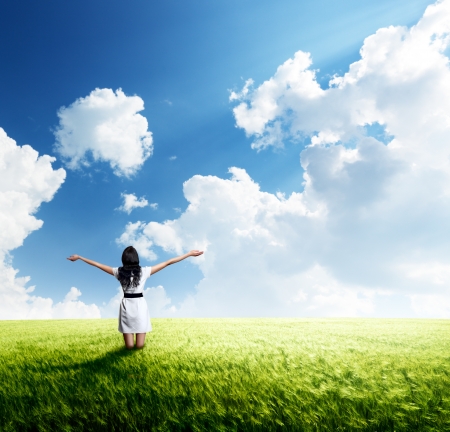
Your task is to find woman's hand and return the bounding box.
[188,250,204,257]
[66,255,113,275]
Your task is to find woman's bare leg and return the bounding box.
[135,333,146,349]
[123,333,134,349]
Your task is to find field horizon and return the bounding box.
[1,317,450,431]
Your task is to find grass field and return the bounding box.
[1,318,450,431]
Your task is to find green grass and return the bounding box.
[1,319,450,431]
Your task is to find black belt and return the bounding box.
[124,293,143,298]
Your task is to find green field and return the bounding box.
[1,318,450,431]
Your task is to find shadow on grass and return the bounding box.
[25,346,146,379]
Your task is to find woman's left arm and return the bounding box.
[67,255,114,275]
[150,250,203,275]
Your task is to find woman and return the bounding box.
[67,246,203,349]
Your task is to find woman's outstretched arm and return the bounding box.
[150,250,203,276]
[67,255,114,275]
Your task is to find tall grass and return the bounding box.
[1,318,450,431]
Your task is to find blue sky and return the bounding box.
[1,0,449,319]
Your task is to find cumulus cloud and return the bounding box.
[115,168,378,317]
[0,129,65,256]
[117,0,450,318]
[232,0,450,157]
[116,221,158,261]
[118,193,156,214]
[229,78,254,101]
[51,287,101,319]
[0,128,100,320]
[54,88,153,177]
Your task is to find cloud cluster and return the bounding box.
[231,0,450,155]
[51,287,101,319]
[119,0,450,317]
[0,128,100,319]
[54,88,153,177]
[118,193,157,214]
[117,168,379,317]
[0,129,65,257]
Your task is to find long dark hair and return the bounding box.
[118,246,142,289]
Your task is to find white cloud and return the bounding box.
[0,128,66,256]
[54,88,153,177]
[144,285,177,317]
[401,262,450,286]
[52,287,101,319]
[99,286,122,318]
[117,1,450,318]
[0,128,100,320]
[229,78,254,101]
[410,294,450,318]
[122,168,397,317]
[232,0,450,158]
[118,193,151,214]
[0,281,101,320]
[116,168,354,317]
[116,221,158,261]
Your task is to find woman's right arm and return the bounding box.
[67,255,114,275]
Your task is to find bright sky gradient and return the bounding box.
[1,0,448,319]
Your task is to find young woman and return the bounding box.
[67,246,203,349]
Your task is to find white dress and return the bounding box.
[112,266,152,334]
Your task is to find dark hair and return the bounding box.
[118,246,142,289]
